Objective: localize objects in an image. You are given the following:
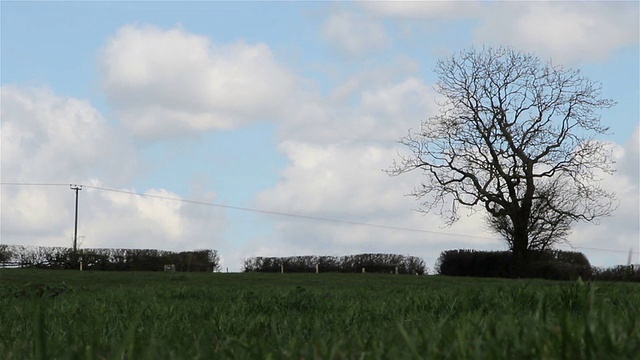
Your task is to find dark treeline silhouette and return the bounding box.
[435,249,640,282]
[590,265,640,282]
[242,253,427,275]
[0,245,220,272]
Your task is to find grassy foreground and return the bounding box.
[0,270,639,359]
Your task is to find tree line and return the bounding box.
[0,245,220,272]
[1,244,636,281]
[435,249,639,282]
[242,253,427,275]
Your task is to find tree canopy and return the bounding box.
[389,47,617,258]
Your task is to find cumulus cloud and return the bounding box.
[362,0,481,19]
[1,86,226,254]
[474,1,639,64]
[1,85,137,184]
[321,12,390,58]
[360,1,639,65]
[566,128,640,265]
[280,76,436,144]
[82,185,226,251]
[251,140,499,271]
[256,142,404,216]
[616,127,640,181]
[252,76,501,270]
[100,24,299,139]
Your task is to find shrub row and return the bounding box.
[0,245,220,272]
[591,265,640,282]
[435,249,592,281]
[242,253,427,275]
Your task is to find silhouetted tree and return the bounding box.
[389,47,617,262]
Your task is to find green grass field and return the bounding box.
[1,269,639,359]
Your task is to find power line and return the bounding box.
[2,182,638,255]
[559,245,639,255]
[0,182,69,187]
[82,184,500,240]
[1,181,500,240]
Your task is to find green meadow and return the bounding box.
[1,269,639,359]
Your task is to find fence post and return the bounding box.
[395,266,398,275]
[316,264,319,274]
[362,267,365,274]
[281,264,284,274]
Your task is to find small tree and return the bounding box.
[388,47,617,262]
[0,244,13,267]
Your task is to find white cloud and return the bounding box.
[0,85,130,246]
[82,185,226,251]
[361,1,639,65]
[0,85,137,184]
[0,86,227,256]
[256,142,401,216]
[100,24,299,139]
[321,12,390,58]
[251,140,500,272]
[474,2,639,64]
[617,127,640,181]
[566,128,640,265]
[252,73,501,270]
[280,76,436,144]
[362,1,481,19]
[1,186,69,239]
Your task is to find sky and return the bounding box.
[1,1,638,272]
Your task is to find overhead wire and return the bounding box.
[0,181,505,240]
[0,182,70,187]
[81,184,500,240]
[1,182,637,255]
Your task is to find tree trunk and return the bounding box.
[511,213,530,276]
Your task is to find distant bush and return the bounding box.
[435,249,591,280]
[591,265,640,282]
[0,245,220,272]
[523,250,592,281]
[523,261,592,281]
[243,253,427,275]
[0,244,13,266]
[529,249,590,266]
[435,250,513,278]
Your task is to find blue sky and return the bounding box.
[2,1,639,271]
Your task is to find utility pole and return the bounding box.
[70,184,82,254]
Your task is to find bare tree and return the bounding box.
[388,47,617,261]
